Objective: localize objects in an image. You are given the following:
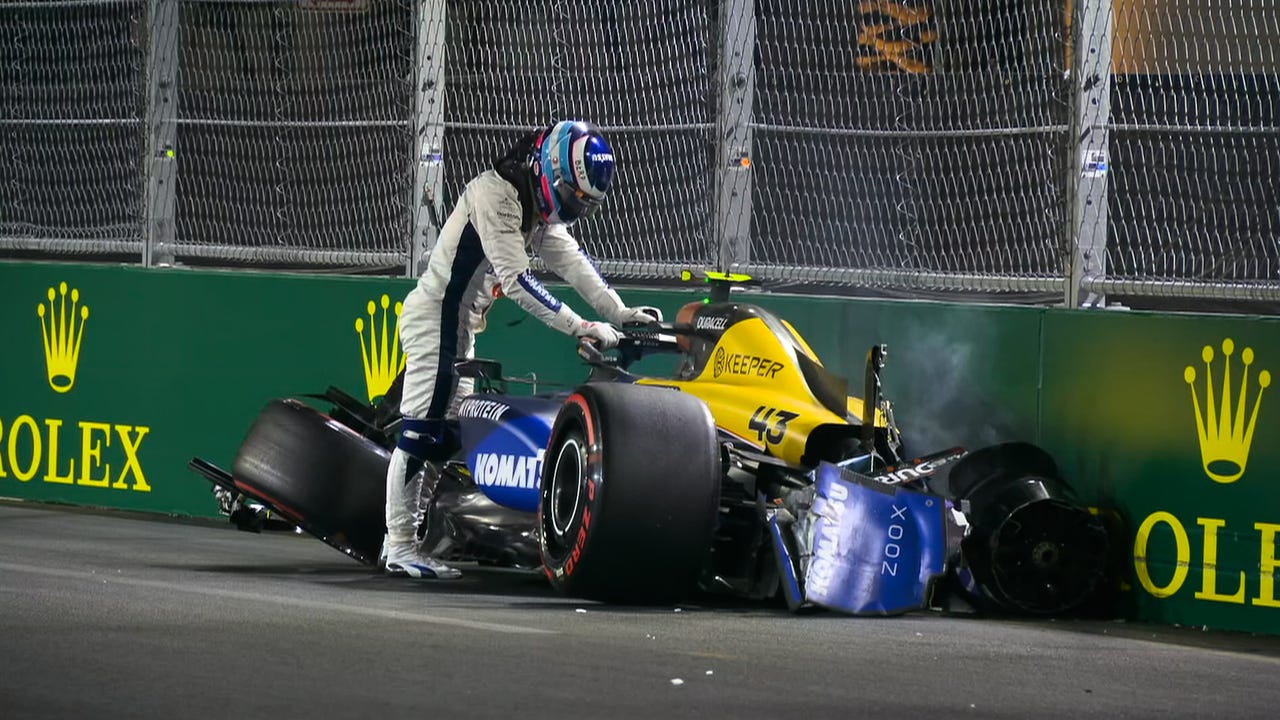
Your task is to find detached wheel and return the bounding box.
[539,383,720,603]
[232,398,389,564]
[948,442,1109,615]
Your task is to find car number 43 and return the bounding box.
[749,406,799,445]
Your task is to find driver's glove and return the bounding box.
[573,320,622,349]
[613,305,664,325]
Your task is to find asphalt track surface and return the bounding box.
[2,502,1278,719]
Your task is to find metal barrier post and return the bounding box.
[714,0,755,274]
[144,0,179,267]
[1067,0,1113,307]
[409,0,449,279]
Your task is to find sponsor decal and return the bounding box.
[562,476,595,578]
[880,502,909,578]
[695,315,728,331]
[871,448,967,486]
[473,449,545,490]
[1183,339,1269,484]
[1131,339,1277,610]
[873,463,938,485]
[355,294,406,403]
[496,206,522,225]
[806,479,846,598]
[713,347,784,379]
[459,398,507,422]
[466,411,551,514]
[0,417,149,492]
[1,282,151,493]
[517,270,562,313]
[1132,513,1280,609]
[570,137,587,184]
[37,282,89,394]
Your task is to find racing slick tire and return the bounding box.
[539,383,720,604]
[231,398,389,564]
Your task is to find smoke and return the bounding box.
[887,315,1029,456]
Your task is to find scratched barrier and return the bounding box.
[0,261,1276,634]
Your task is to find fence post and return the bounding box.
[714,0,755,274]
[409,0,449,279]
[1066,0,1113,307]
[144,0,179,267]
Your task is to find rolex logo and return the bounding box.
[37,282,90,393]
[1184,339,1270,484]
[355,294,405,403]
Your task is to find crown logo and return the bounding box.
[36,282,90,393]
[355,294,405,403]
[1184,339,1270,484]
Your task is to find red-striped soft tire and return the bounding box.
[538,383,721,603]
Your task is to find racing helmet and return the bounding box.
[531,120,615,226]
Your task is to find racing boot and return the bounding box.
[385,539,461,580]
[383,418,461,580]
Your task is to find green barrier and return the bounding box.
[1040,310,1280,634]
[1,263,404,516]
[1,261,1276,634]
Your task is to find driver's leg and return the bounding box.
[444,271,490,418]
[383,282,472,580]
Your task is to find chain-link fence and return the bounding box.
[174,0,415,267]
[1,0,1277,308]
[1078,0,1280,305]
[745,0,1070,294]
[0,0,147,257]
[439,0,719,276]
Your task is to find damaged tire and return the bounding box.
[232,398,389,564]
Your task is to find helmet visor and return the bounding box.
[553,178,605,223]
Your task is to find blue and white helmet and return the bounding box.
[531,120,615,226]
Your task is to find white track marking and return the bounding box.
[0,561,555,635]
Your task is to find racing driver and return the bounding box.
[385,120,660,580]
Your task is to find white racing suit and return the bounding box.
[386,169,637,549]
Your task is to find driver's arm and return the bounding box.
[469,176,618,345]
[535,223,650,325]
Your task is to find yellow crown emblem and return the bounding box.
[355,294,405,403]
[1184,339,1270,484]
[37,282,90,393]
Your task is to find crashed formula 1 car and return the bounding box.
[190,275,1110,616]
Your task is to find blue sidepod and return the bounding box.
[457,395,564,513]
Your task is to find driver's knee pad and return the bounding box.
[398,417,457,464]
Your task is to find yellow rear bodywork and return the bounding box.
[635,316,881,467]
